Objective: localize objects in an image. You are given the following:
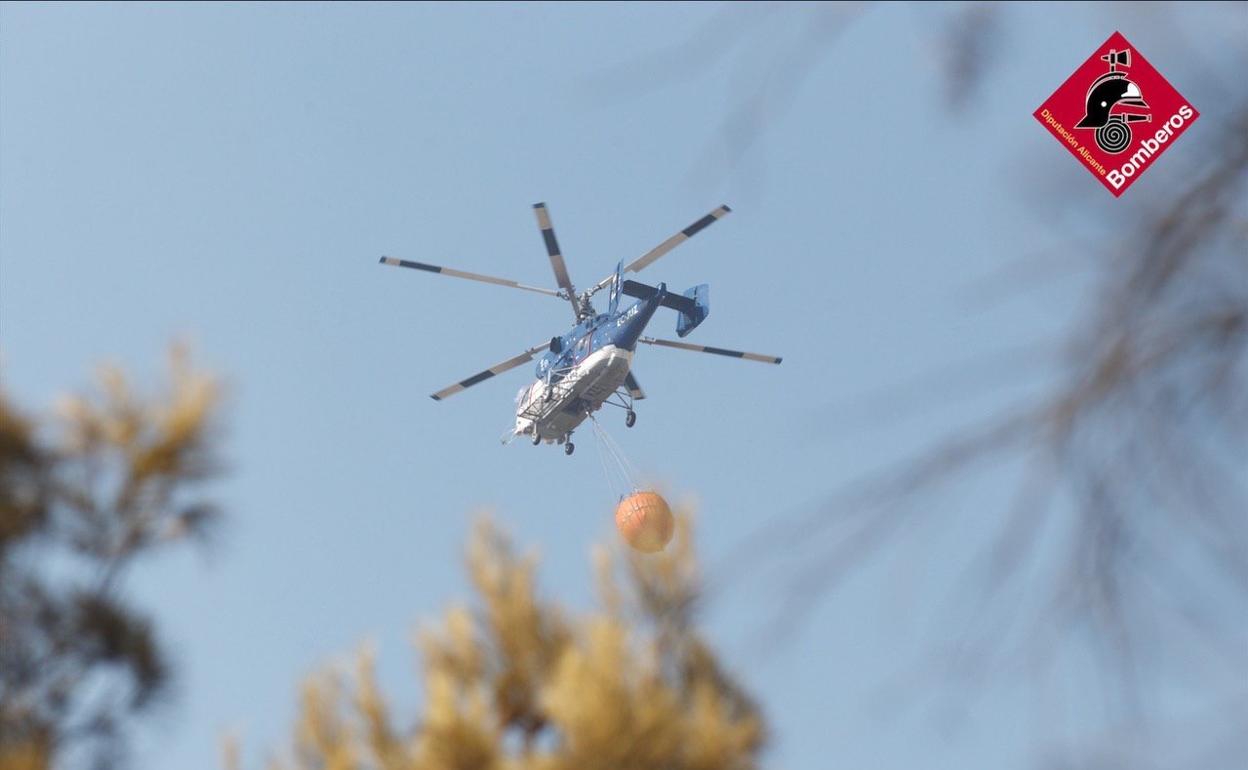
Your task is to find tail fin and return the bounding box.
[676,284,708,337]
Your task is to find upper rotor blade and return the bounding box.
[533,203,580,320]
[431,342,549,401]
[380,257,560,298]
[638,336,781,365]
[591,205,731,294]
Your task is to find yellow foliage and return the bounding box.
[264,517,765,770]
[0,745,49,770]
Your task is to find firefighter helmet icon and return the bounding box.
[1075,48,1151,154]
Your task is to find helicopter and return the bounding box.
[379,202,781,456]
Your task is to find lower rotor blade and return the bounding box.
[624,371,646,400]
[431,342,548,401]
[638,336,782,365]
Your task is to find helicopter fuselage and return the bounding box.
[514,285,665,443]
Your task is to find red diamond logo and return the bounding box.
[1034,32,1199,197]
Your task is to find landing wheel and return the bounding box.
[625,410,636,428]
[531,432,541,446]
[564,442,575,456]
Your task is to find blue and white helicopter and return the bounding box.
[380,202,781,455]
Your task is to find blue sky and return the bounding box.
[2,3,1239,769]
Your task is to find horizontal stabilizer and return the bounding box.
[620,280,698,316]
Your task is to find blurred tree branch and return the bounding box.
[0,346,223,770]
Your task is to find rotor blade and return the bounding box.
[638,336,781,365]
[624,371,646,400]
[590,205,731,294]
[431,342,549,401]
[379,257,560,298]
[533,203,580,320]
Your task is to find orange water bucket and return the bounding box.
[614,491,674,553]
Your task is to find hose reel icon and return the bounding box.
[1075,49,1151,154]
[1096,116,1133,154]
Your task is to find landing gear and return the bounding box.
[531,432,541,446]
[602,386,639,427]
[564,441,575,456]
